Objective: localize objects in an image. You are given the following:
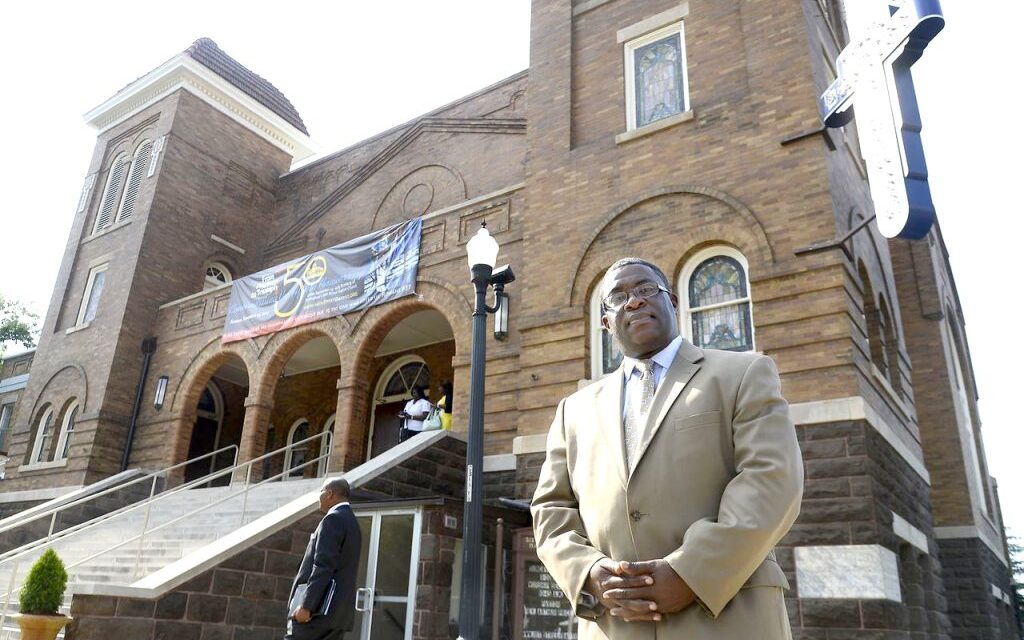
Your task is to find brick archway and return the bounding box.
[167,349,252,474]
[330,279,466,470]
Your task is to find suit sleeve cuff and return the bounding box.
[664,549,723,619]
[571,555,607,618]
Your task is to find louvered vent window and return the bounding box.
[93,154,129,233]
[116,140,153,224]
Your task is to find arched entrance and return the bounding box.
[183,354,249,484]
[266,334,341,480]
[364,309,455,460]
[368,356,430,459]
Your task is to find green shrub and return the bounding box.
[18,549,67,616]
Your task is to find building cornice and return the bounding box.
[83,54,316,162]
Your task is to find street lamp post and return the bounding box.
[459,222,515,640]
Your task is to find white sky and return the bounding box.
[0,3,1021,543]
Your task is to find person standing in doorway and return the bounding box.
[397,385,432,442]
[286,477,361,640]
[531,257,803,639]
[437,380,454,431]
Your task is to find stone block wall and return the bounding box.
[66,517,309,640]
[782,419,951,638]
[938,537,1019,640]
[358,435,466,501]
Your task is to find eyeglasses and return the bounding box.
[602,282,671,310]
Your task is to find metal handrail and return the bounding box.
[0,430,333,625]
[0,443,238,539]
[0,444,239,565]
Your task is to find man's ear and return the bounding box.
[669,292,679,309]
[600,310,611,331]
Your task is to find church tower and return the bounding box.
[3,39,313,488]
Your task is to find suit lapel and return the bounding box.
[629,341,704,480]
[594,367,628,487]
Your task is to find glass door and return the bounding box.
[348,509,421,640]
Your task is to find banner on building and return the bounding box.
[222,219,422,343]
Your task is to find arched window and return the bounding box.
[680,247,754,352]
[115,139,153,224]
[381,360,431,400]
[589,277,623,377]
[29,407,55,464]
[945,313,993,518]
[93,153,130,233]
[54,402,79,461]
[285,419,311,479]
[858,262,887,376]
[204,262,233,290]
[879,298,902,396]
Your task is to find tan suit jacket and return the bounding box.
[531,341,803,640]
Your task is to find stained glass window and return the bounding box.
[686,254,753,352]
[601,328,624,375]
[634,33,685,127]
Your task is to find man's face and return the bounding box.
[318,486,334,512]
[600,263,679,359]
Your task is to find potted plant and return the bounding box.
[15,549,70,640]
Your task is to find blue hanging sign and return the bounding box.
[223,219,422,342]
[819,1,945,240]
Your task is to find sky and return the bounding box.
[0,3,1021,546]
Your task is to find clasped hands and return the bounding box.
[587,558,696,622]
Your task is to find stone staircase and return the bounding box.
[0,477,324,638]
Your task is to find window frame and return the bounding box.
[284,418,311,480]
[115,139,154,224]
[92,153,130,234]
[29,406,55,465]
[589,279,623,378]
[54,401,79,461]
[0,402,15,452]
[204,262,233,290]
[75,262,110,327]
[624,20,691,132]
[678,246,755,352]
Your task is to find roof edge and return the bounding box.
[83,54,317,162]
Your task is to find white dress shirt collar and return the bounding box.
[327,501,350,514]
[622,335,683,380]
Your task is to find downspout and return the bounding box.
[122,337,157,471]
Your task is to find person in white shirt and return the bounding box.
[398,385,432,442]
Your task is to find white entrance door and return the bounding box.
[349,509,422,640]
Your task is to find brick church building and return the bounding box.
[0,1,1018,638]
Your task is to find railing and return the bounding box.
[0,444,239,563]
[0,431,332,635]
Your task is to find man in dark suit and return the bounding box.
[286,477,362,640]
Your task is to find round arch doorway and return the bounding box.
[185,382,226,483]
[367,356,431,460]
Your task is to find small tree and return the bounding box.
[0,294,38,361]
[18,549,68,616]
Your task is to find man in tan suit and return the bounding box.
[531,258,803,639]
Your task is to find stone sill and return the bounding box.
[81,219,133,245]
[616,110,694,145]
[65,323,91,335]
[19,458,69,473]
